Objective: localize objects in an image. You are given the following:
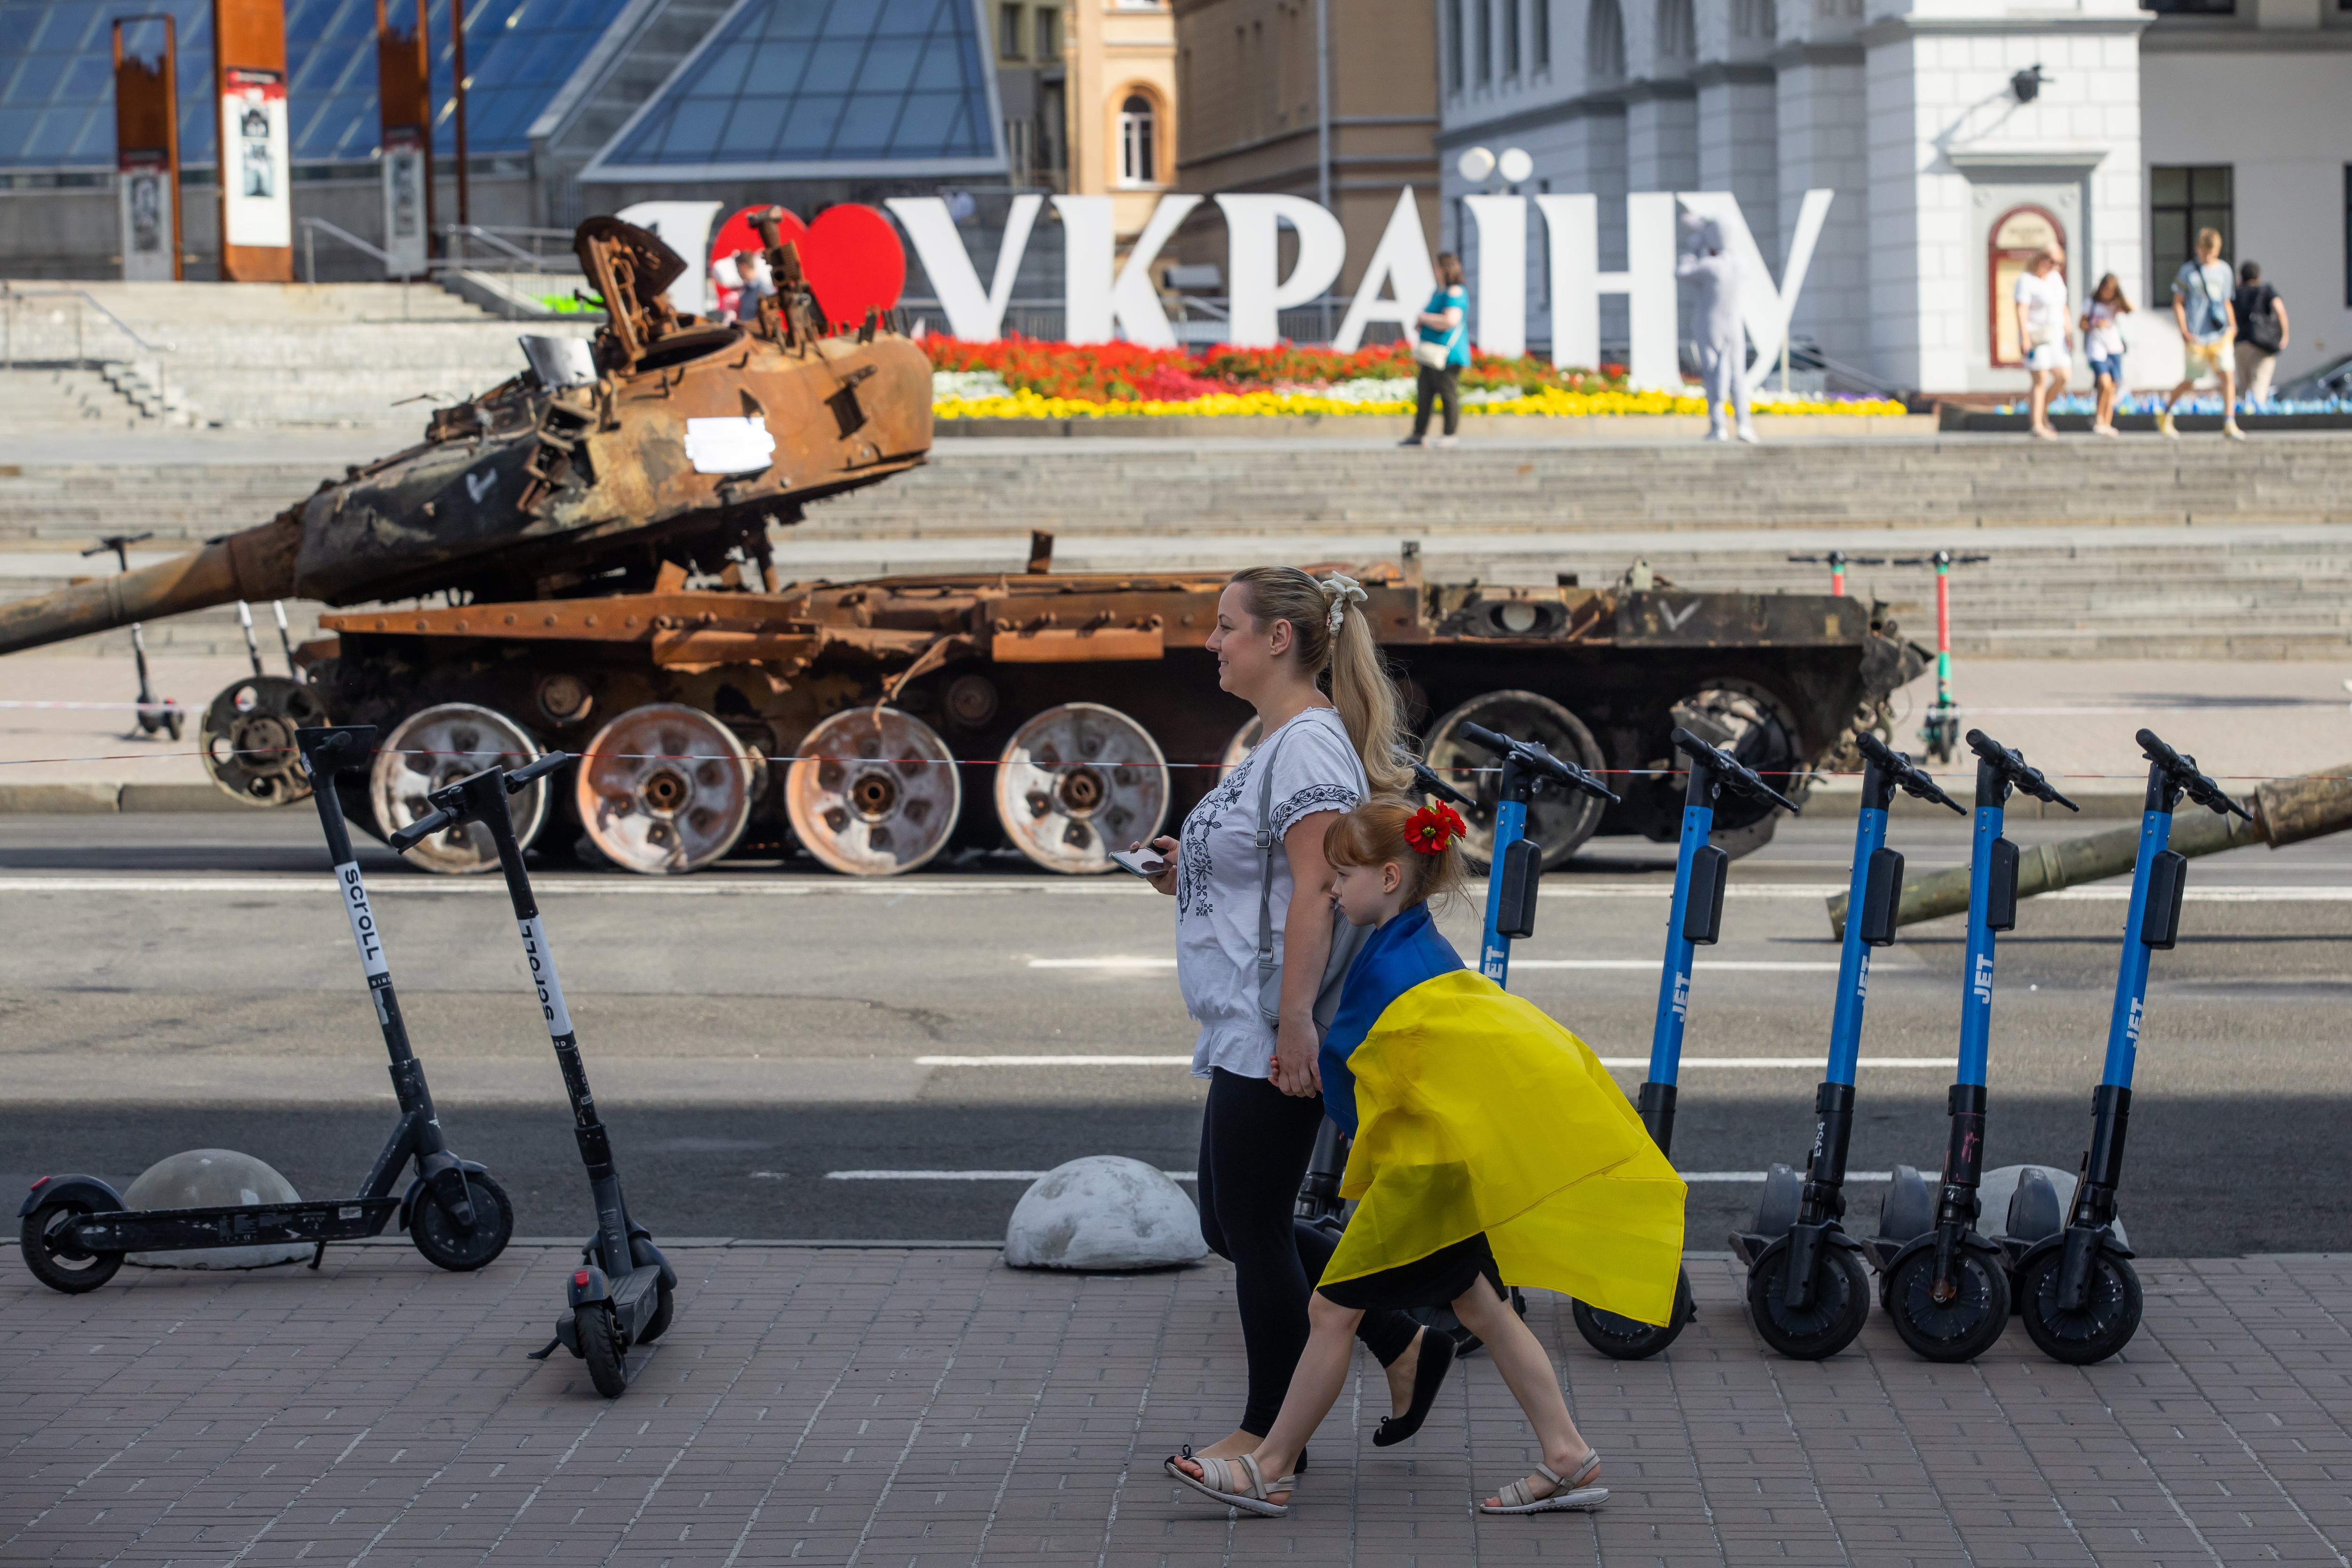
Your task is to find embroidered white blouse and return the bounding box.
[1174,706,1367,1080]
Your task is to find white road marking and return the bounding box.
[918,1054,1193,1066]
[911,1054,1949,1069]
[1028,957,1177,969]
[826,1169,1199,1181]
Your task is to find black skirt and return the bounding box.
[1315,1232,1503,1312]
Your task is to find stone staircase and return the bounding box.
[0,436,2348,658]
[0,282,590,430]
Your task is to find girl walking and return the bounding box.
[1168,799,1687,1518]
[2082,274,2132,436]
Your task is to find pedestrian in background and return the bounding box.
[1402,253,1467,448]
[1677,213,1755,443]
[2014,246,2072,441]
[1132,567,1444,1476]
[2081,272,2132,438]
[2233,261,2288,407]
[2159,228,2245,441]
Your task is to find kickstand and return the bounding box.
[308,1241,328,1271]
[525,1336,564,1361]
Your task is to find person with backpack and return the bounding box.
[1402,253,1468,447]
[2158,228,2246,441]
[2233,261,2289,407]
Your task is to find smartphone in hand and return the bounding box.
[1108,847,1168,879]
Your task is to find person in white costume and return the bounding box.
[1676,214,1754,444]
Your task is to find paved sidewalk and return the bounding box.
[5,1245,2351,1565]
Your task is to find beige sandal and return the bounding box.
[1164,1449,1295,1517]
[1479,1448,1606,1514]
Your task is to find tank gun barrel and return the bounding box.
[1827,760,2352,936]
[0,516,299,657]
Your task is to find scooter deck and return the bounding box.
[65,1196,402,1253]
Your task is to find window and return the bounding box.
[1001,2,1024,58]
[1504,0,1521,75]
[1035,5,1059,57]
[1587,0,1624,84]
[1447,0,1465,90]
[1477,0,1492,83]
[2138,0,2234,12]
[2150,165,2233,304]
[1732,0,1774,38]
[1118,92,1157,185]
[1658,0,1694,62]
[1534,0,1550,67]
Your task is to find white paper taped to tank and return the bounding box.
[683,416,776,475]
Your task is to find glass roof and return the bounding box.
[594,0,998,172]
[0,0,622,171]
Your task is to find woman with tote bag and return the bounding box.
[1403,253,1469,447]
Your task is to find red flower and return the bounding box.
[1406,803,1467,855]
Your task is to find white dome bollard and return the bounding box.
[124,1149,312,1270]
[1004,1156,1208,1271]
[1980,1162,2132,1251]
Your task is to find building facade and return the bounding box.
[1059,0,1177,243]
[1436,0,2352,391]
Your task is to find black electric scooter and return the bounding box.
[18,725,515,1292]
[1870,729,2075,1362]
[389,754,677,1397]
[1571,728,1800,1359]
[2007,729,2247,1365]
[1730,733,1961,1358]
[83,532,183,739]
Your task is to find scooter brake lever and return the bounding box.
[1671,727,1801,815]
[506,751,575,793]
[1411,761,1475,811]
[387,805,457,852]
[1524,742,1621,805]
[1855,732,1963,814]
[2135,729,2252,820]
[1964,728,2079,812]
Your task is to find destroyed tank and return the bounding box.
[0,216,1915,877]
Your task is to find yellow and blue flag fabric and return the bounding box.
[1316,903,1688,1326]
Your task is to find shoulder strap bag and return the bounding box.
[1254,719,1373,1040]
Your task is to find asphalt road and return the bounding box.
[2,809,2347,1259]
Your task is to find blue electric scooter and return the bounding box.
[1871,729,2076,1362]
[2006,729,2247,1365]
[1569,727,1800,1358]
[1730,733,1961,1358]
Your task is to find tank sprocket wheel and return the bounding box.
[372,704,548,874]
[199,675,329,807]
[1423,690,1607,871]
[786,707,961,877]
[575,704,758,875]
[1659,679,1807,848]
[995,703,1170,874]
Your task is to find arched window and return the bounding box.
[1118,93,1158,186]
[1586,0,1624,85]
[1732,0,1775,40]
[1988,205,2066,368]
[1656,0,1693,63]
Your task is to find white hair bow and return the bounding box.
[1319,572,1368,634]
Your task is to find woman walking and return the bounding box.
[1167,800,1686,1518]
[2014,246,2072,440]
[1134,567,1451,1472]
[1402,253,1469,447]
[2081,273,2132,436]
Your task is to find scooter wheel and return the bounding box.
[410,1172,515,1272]
[577,1302,630,1397]
[2016,1247,2143,1365]
[1572,1268,1695,1360]
[1746,1240,1871,1361]
[20,1201,124,1295]
[1885,1245,2010,1362]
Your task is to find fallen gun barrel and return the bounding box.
[0,516,301,657]
[1826,761,2352,936]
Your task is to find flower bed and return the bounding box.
[923,337,1907,419]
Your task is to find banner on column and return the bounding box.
[381,128,429,276]
[119,153,177,282]
[220,67,291,249]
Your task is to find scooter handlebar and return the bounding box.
[1457,722,1622,804]
[2136,728,2253,821]
[1670,727,1802,815]
[1410,761,1475,811]
[1964,728,2080,812]
[507,751,574,793]
[1854,732,1963,815]
[387,807,456,851]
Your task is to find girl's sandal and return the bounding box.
[1478,1449,1606,1514]
[1165,1450,1295,1517]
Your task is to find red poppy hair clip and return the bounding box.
[1405,803,1467,856]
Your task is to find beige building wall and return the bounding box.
[1170,0,1439,293]
[1064,0,1180,242]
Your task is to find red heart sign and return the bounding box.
[707,204,904,326]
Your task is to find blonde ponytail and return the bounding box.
[1228,565,1414,796]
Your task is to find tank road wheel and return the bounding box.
[1664,681,1805,858]
[995,703,1171,875]
[786,707,961,877]
[199,675,330,807]
[373,704,548,874]
[1424,691,1607,871]
[575,704,757,876]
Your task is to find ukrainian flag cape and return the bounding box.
[1318,905,1687,1326]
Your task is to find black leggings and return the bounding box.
[1196,1067,1422,1436]
[1412,364,1461,436]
